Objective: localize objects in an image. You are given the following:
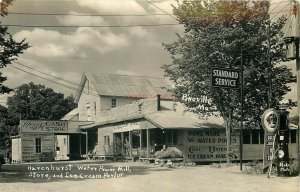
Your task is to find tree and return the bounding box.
[290,116,299,125]
[0,83,76,153]
[0,104,18,154]
[7,82,77,121]
[0,0,29,94]
[163,0,295,163]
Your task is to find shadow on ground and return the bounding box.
[0,161,174,183]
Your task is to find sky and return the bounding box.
[0,0,298,115]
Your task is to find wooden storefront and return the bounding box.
[81,112,298,163]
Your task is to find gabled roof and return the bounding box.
[75,73,173,103]
[61,108,79,121]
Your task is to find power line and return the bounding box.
[9,65,118,97]
[9,65,81,92]
[7,12,170,17]
[283,13,292,36]
[269,9,293,15]
[13,61,79,86]
[8,65,106,97]
[9,63,170,97]
[146,0,178,21]
[6,1,289,18]
[2,23,181,28]
[270,1,291,5]
[13,61,168,88]
[269,0,288,13]
[270,1,292,20]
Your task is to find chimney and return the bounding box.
[157,94,161,111]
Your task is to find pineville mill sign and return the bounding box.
[211,68,241,89]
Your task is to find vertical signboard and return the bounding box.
[264,132,276,168]
[261,109,279,170]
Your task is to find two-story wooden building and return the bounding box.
[12,73,298,164]
[72,73,298,163]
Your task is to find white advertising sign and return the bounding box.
[20,120,68,133]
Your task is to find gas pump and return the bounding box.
[262,99,291,177]
[276,100,290,177]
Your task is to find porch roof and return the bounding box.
[79,110,225,130]
[79,114,144,130]
[145,111,225,129]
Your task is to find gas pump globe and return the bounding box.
[283,36,299,61]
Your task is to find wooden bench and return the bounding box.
[139,157,156,163]
[92,155,114,160]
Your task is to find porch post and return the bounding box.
[139,130,142,156]
[121,132,124,156]
[147,129,150,157]
[79,134,82,156]
[172,129,174,147]
[129,131,132,156]
[86,131,88,160]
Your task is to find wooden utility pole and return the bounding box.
[295,1,300,175]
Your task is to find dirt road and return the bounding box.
[0,161,298,192]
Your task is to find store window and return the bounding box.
[243,131,251,144]
[104,136,110,146]
[35,138,42,153]
[259,129,264,144]
[94,102,97,116]
[111,98,116,108]
[173,130,178,145]
[290,130,297,143]
[166,130,178,145]
[252,130,260,144]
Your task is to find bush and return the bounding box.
[0,154,5,171]
[289,159,299,176]
[244,162,265,175]
[154,147,183,159]
[0,154,5,164]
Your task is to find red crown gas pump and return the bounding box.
[276,109,290,177]
[262,100,291,177]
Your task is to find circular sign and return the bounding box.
[278,150,284,158]
[261,108,279,133]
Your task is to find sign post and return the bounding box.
[212,67,242,170]
[261,108,279,176]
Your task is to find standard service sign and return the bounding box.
[212,68,241,89]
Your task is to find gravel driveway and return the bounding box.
[0,161,298,192]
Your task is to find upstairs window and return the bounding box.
[94,102,97,116]
[35,138,42,153]
[104,136,110,146]
[111,98,116,108]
